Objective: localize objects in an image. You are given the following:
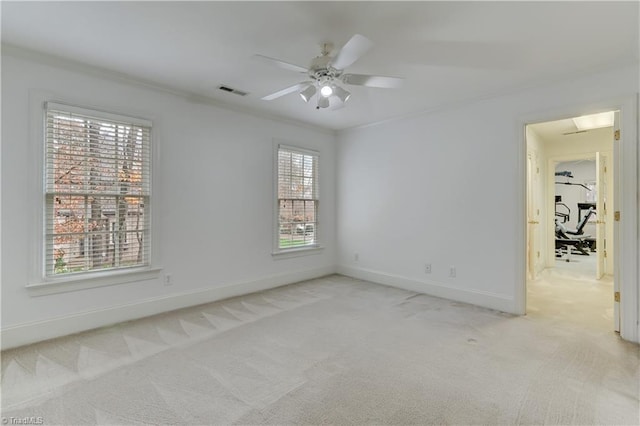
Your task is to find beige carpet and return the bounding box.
[1,274,638,425]
[527,257,613,333]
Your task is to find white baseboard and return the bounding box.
[338,265,514,313]
[1,266,335,350]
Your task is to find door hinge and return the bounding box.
[604,250,607,258]
[614,130,620,141]
[537,251,540,258]
[604,166,607,173]
[614,291,620,302]
[614,211,620,221]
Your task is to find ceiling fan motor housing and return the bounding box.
[309,55,342,83]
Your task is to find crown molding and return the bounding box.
[1,43,336,137]
[339,61,639,134]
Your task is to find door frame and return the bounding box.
[526,150,542,280]
[516,96,638,343]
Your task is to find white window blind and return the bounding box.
[44,102,151,276]
[277,145,319,249]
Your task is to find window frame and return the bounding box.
[272,142,323,257]
[27,97,161,295]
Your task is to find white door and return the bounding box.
[527,151,540,279]
[595,152,606,280]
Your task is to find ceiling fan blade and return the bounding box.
[261,82,311,101]
[254,54,308,73]
[341,74,403,89]
[330,34,374,70]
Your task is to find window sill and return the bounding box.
[27,267,162,297]
[272,245,324,259]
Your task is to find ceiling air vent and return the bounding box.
[218,85,248,97]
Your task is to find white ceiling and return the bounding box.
[530,116,614,143]
[2,1,638,130]
[530,117,586,141]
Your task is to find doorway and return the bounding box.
[525,111,618,332]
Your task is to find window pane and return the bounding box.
[279,173,291,199]
[291,153,303,177]
[292,200,305,222]
[305,200,316,223]
[47,110,150,196]
[303,177,314,199]
[279,150,291,175]
[52,195,86,234]
[119,231,147,266]
[279,199,294,234]
[291,176,303,198]
[51,235,77,274]
[303,155,314,177]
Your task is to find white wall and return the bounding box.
[544,127,613,157]
[1,50,337,347]
[336,65,638,322]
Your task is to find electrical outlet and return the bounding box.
[164,274,173,286]
[354,253,359,262]
[424,263,432,273]
[449,267,456,278]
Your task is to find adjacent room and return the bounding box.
[1,2,639,425]
[526,114,618,335]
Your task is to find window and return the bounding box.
[277,145,319,250]
[44,102,151,276]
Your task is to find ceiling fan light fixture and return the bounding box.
[333,85,351,103]
[320,84,333,97]
[299,85,316,103]
[317,96,330,109]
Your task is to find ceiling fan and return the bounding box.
[256,34,403,109]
